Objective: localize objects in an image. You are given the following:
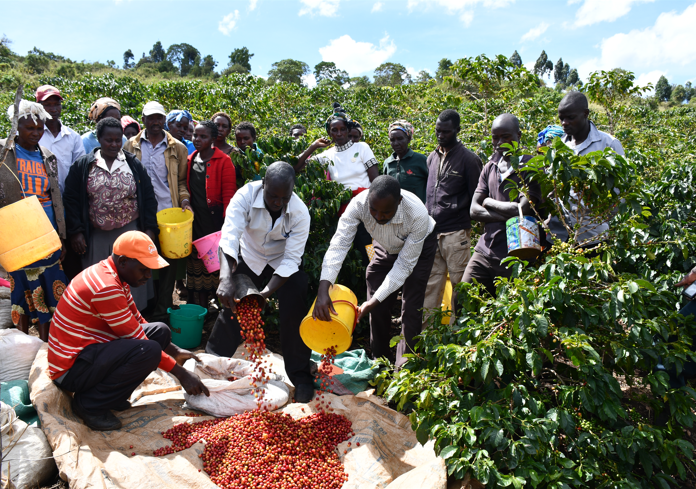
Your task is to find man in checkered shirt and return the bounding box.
[314,175,436,367]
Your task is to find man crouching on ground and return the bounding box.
[48,231,209,431]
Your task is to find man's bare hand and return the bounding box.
[676,271,696,288]
[170,365,210,397]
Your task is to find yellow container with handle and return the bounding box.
[0,196,61,272]
[300,284,357,355]
[441,277,453,325]
[156,208,194,259]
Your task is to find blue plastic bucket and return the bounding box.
[167,304,206,349]
[506,215,541,260]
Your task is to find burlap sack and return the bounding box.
[30,344,446,489]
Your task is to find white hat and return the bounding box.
[142,101,166,117]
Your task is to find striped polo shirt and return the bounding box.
[47,256,176,380]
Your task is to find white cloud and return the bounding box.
[634,70,665,94]
[406,0,513,26]
[318,34,397,76]
[572,0,654,27]
[521,22,549,42]
[584,4,696,74]
[303,73,317,88]
[249,0,258,10]
[299,0,341,17]
[218,11,240,35]
[372,2,383,12]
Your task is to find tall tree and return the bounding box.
[228,47,254,73]
[348,76,371,88]
[374,62,410,86]
[123,49,134,69]
[685,81,693,102]
[534,50,554,78]
[567,68,580,87]
[415,70,433,84]
[150,41,165,63]
[314,61,349,85]
[671,85,686,104]
[166,43,200,76]
[510,50,522,68]
[554,58,565,84]
[267,59,309,85]
[655,75,672,102]
[435,58,453,81]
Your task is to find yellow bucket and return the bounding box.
[156,208,194,259]
[300,284,357,355]
[0,196,61,272]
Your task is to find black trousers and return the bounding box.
[150,256,181,323]
[366,232,437,367]
[354,222,373,267]
[461,252,513,298]
[206,259,312,386]
[55,322,170,415]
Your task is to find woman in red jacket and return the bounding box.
[186,120,237,309]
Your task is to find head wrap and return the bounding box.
[388,120,414,139]
[88,97,121,122]
[352,120,364,137]
[7,100,52,124]
[537,125,564,146]
[325,102,352,133]
[120,115,141,132]
[165,109,193,131]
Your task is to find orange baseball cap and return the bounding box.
[113,231,169,269]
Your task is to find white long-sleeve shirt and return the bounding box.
[320,189,435,302]
[220,181,310,278]
[39,122,85,194]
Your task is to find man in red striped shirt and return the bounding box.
[48,231,209,431]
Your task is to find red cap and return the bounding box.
[113,231,168,270]
[35,85,63,102]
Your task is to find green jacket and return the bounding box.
[383,149,429,203]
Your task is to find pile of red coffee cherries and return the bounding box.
[154,410,353,488]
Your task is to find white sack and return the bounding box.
[183,354,290,417]
[0,330,42,382]
[0,402,55,489]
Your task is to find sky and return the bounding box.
[2,0,694,90]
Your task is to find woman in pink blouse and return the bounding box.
[63,117,159,309]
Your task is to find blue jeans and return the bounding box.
[656,300,696,388]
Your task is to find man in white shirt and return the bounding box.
[547,91,625,244]
[314,176,436,367]
[210,162,314,401]
[36,85,85,194]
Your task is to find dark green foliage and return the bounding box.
[268,59,309,85]
[436,58,453,81]
[510,50,522,68]
[374,62,410,87]
[150,41,166,63]
[314,61,349,85]
[228,47,254,73]
[123,49,134,69]
[655,76,672,102]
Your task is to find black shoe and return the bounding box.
[112,400,131,411]
[71,398,122,431]
[294,383,314,404]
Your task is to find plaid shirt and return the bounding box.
[320,190,435,302]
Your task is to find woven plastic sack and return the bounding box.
[0,330,42,382]
[0,402,55,488]
[182,354,290,416]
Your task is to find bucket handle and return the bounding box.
[332,299,358,333]
[518,202,524,221]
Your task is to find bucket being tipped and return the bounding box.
[156,208,194,259]
[506,204,541,261]
[193,231,222,273]
[300,284,357,355]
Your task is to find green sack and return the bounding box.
[1,380,39,427]
[311,349,377,395]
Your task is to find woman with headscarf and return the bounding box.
[382,120,428,203]
[0,101,68,342]
[63,117,159,310]
[81,97,128,154]
[166,109,195,155]
[537,124,565,151]
[349,120,364,143]
[121,115,141,140]
[295,103,379,264]
[185,120,237,309]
